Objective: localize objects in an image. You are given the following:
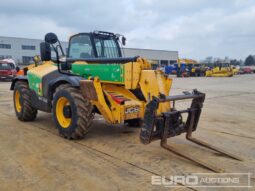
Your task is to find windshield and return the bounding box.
[68,34,95,59]
[222,63,229,67]
[215,63,229,67]
[68,34,121,59]
[0,63,13,70]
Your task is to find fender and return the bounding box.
[40,75,84,112]
[45,74,84,100]
[10,74,84,112]
[10,76,28,90]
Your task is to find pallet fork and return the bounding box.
[140,90,242,173]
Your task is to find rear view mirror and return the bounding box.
[40,42,51,61]
[122,36,126,46]
[45,33,58,44]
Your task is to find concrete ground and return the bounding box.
[0,75,254,191]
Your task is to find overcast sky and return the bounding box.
[0,0,255,60]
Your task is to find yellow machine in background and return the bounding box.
[206,62,233,77]
[178,58,198,65]
[148,59,160,70]
[177,58,207,77]
[177,58,197,77]
[231,65,239,75]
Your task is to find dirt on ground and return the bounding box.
[0,75,254,191]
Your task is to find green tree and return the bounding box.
[230,59,239,66]
[244,55,255,66]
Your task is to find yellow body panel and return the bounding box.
[124,59,151,89]
[28,61,56,77]
[139,70,172,115]
[131,61,142,89]
[124,62,132,89]
[91,79,145,124]
[103,84,144,121]
[231,66,239,75]
[155,70,172,113]
[139,70,160,101]
[91,78,114,123]
[139,58,151,69]
[89,63,173,124]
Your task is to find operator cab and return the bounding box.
[68,31,125,59]
[39,31,130,75]
[214,62,230,70]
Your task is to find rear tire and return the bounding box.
[13,81,37,121]
[52,84,94,139]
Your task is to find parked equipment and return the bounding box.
[189,63,207,77]
[0,59,19,80]
[11,32,241,172]
[206,62,233,77]
[231,65,239,75]
[238,67,253,74]
[175,59,206,77]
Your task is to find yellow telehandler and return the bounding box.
[11,32,241,172]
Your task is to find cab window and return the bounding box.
[0,63,12,70]
[94,37,120,58]
[69,35,94,59]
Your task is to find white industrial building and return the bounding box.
[0,36,178,66]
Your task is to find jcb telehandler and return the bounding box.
[11,32,241,172]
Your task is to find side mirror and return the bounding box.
[45,33,58,44]
[16,66,20,72]
[40,42,51,61]
[122,36,126,46]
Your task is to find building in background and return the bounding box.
[0,36,178,66]
[0,36,68,65]
[123,48,178,67]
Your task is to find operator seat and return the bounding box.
[80,52,92,58]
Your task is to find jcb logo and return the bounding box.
[125,106,140,114]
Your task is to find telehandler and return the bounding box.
[11,32,241,172]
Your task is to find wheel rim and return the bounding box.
[15,90,22,112]
[56,97,71,128]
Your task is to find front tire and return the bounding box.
[52,84,94,139]
[13,81,37,121]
